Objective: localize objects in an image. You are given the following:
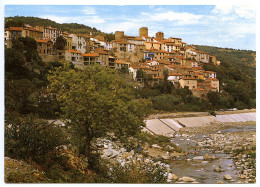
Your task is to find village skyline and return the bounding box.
[4,4,256,51]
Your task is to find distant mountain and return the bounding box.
[195,45,256,78]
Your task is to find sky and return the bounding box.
[4,4,256,51]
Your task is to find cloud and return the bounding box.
[40,15,69,23]
[212,5,233,15]
[99,21,142,34]
[82,6,96,15]
[212,5,255,20]
[40,15,105,25]
[140,11,203,25]
[234,6,256,19]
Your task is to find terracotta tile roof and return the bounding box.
[35,39,52,43]
[192,67,204,70]
[204,71,216,73]
[208,78,219,81]
[115,60,129,64]
[169,37,181,39]
[166,65,176,68]
[155,50,167,53]
[139,67,151,70]
[168,73,181,76]
[112,39,125,42]
[66,50,82,54]
[181,78,197,80]
[127,37,145,41]
[144,42,162,44]
[9,27,23,31]
[151,67,163,71]
[97,51,108,55]
[194,71,203,74]
[158,61,169,64]
[82,53,99,57]
[176,56,186,60]
[153,76,164,79]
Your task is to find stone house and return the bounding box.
[65,50,83,67]
[179,78,198,90]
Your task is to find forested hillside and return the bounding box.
[195,45,256,110]
[195,45,256,77]
[5,16,115,41]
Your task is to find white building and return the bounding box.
[70,34,86,54]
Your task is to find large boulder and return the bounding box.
[152,144,161,149]
[103,149,113,157]
[224,174,232,180]
[214,166,225,172]
[203,153,211,160]
[171,174,178,181]
[180,176,196,182]
[192,156,204,160]
[110,150,120,158]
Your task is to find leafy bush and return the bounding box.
[96,158,167,183]
[5,114,67,165]
[152,94,181,112]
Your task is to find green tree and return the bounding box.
[207,91,221,109]
[5,48,28,79]
[5,19,24,28]
[152,94,181,112]
[48,64,151,167]
[54,36,67,50]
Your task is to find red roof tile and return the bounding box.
[82,53,99,57]
[66,50,82,54]
[9,27,23,31]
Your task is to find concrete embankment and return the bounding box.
[144,112,256,136]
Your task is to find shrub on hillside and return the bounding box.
[152,94,181,112]
[5,114,67,165]
[95,158,167,183]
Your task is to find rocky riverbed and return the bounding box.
[4,120,256,183]
[91,121,255,184]
[169,121,256,183]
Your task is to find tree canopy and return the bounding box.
[48,64,151,165]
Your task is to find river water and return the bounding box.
[168,125,255,183]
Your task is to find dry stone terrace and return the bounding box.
[5,25,221,98]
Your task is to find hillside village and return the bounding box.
[4,16,256,184]
[5,24,221,98]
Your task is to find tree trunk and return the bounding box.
[85,138,92,165]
